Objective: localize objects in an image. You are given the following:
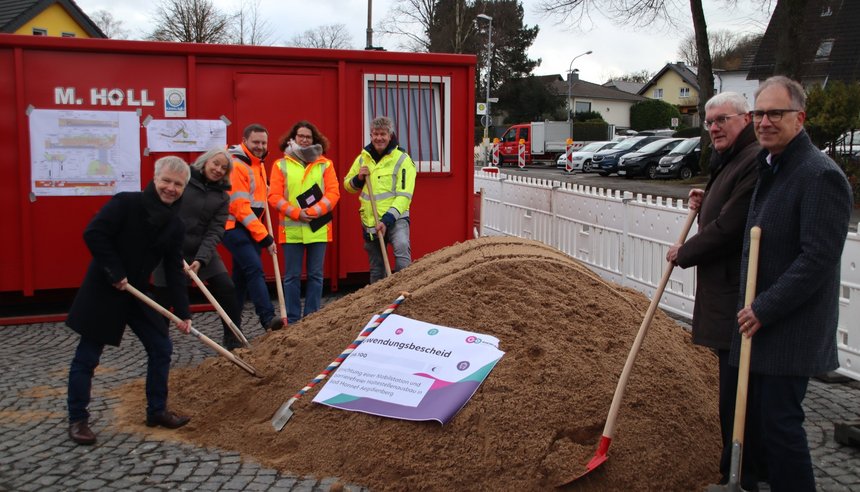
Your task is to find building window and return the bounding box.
[365,74,450,173]
[653,88,663,99]
[816,39,834,60]
[574,101,592,113]
[61,32,76,38]
[32,28,47,36]
[679,87,691,98]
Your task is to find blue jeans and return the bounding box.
[282,242,327,324]
[223,228,274,328]
[363,219,411,284]
[67,306,173,422]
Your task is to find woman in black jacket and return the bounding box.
[154,148,243,349]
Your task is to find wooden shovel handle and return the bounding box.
[365,173,392,277]
[124,283,260,377]
[263,203,288,325]
[732,226,761,444]
[601,208,698,439]
[183,260,250,347]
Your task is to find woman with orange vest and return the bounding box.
[268,121,339,324]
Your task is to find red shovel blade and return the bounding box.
[556,435,611,487]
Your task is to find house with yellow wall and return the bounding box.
[0,0,105,38]
[638,62,701,125]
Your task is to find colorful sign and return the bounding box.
[313,314,504,424]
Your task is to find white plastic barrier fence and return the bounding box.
[475,170,860,381]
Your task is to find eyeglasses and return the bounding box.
[703,113,744,129]
[296,133,313,141]
[750,109,800,122]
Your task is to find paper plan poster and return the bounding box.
[29,109,141,196]
[313,314,505,424]
[146,119,227,152]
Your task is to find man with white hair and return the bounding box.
[667,91,761,489]
[66,156,194,445]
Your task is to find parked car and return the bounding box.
[656,137,702,180]
[618,138,685,179]
[828,130,860,157]
[592,136,669,176]
[556,141,618,172]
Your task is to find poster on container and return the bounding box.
[145,119,227,152]
[29,109,141,196]
[313,314,504,424]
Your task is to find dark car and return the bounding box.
[617,138,685,179]
[656,137,702,180]
[592,136,668,176]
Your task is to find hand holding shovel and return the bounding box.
[124,282,261,377]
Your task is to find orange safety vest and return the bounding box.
[225,143,270,242]
[268,154,339,244]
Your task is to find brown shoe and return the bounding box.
[69,420,96,445]
[146,410,190,429]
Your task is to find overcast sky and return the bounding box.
[74,0,773,84]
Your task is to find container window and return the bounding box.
[32,28,47,35]
[364,74,451,173]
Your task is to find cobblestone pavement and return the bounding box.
[1,303,859,491]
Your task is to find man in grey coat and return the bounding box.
[735,75,852,491]
[667,91,761,489]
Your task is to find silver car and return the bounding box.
[557,141,618,172]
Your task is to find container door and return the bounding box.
[232,71,339,283]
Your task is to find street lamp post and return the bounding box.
[566,50,593,122]
[477,14,493,144]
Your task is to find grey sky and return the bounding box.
[74,0,772,84]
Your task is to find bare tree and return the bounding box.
[677,29,740,67]
[377,0,437,51]
[90,10,130,39]
[288,24,353,49]
[231,0,274,46]
[604,69,654,84]
[148,0,231,44]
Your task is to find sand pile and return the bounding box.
[115,236,721,490]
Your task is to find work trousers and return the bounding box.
[282,242,327,324]
[67,306,173,422]
[223,227,274,329]
[363,219,411,284]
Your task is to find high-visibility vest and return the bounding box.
[268,155,339,244]
[225,143,270,242]
[344,147,416,231]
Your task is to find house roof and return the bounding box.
[747,0,860,83]
[544,74,647,102]
[637,62,700,95]
[0,0,105,37]
[602,80,645,94]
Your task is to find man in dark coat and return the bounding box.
[667,91,761,489]
[735,76,852,491]
[66,156,194,445]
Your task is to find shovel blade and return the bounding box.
[271,397,297,431]
[556,435,611,487]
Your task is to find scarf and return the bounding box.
[286,139,324,165]
[142,180,180,229]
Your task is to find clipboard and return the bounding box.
[296,183,332,232]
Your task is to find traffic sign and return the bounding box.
[481,115,491,127]
[476,102,487,115]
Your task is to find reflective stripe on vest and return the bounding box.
[227,161,265,222]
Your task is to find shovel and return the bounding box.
[124,282,262,377]
[271,291,410,430]
[558,208,697,486]
[707,226,761,492]
[363,160,392,278]
[183,260,250,348]
[263,202,288,329]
